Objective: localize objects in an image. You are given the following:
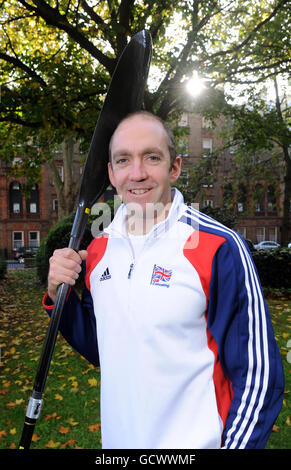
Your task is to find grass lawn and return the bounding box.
[0,269,290,449]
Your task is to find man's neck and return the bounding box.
[126,203,172,236]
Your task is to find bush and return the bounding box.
[0,256,7,280]
[252,248,291,289]
[36,212,94,285]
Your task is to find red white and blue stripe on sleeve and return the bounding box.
[180,206,284,449]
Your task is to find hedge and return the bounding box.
[35,212,94,285]
[252,248,291,289]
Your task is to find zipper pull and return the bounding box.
[128,263,134,279]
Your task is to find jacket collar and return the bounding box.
[104,188,186,240]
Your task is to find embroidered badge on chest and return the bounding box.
[150,264,173,288]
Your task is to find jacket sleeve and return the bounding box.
[207,237,284,449]
[43,261,99,367]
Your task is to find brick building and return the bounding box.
[177,112,288,245]
[0,147,115,258]
[0,160,59,258]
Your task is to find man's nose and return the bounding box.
[129,159,147,180]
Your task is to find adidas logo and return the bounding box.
[100,267,111,281]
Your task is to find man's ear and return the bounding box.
[170,156,182,184]
[108,162,116,188]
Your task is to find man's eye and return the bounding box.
[116,158,128,164]
[148,155,160,161]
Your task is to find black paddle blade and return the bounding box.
[78,30,152,210]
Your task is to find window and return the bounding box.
[202,138,212,158]
[29,203,37,213]
[237,227,246,239]
[254,184,265,213]
[57,166,64,182]
[13,231,24,249]
[267,186,276,213]
[203,199,213,208]
[203,138,212,151]
[53,199,58,212]
[13,203,21,213]
[269,227,277,242]
[9,181,22,215]
[11,181,20,190]
[179,113,188,127]
[256,227,265,243]
[202,117,212,128]
[26,184,39,214]
[237,184,246,213]
[29,231,40,248]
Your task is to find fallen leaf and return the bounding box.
[88,423,100,433]
[55,393,63,401]
[0,430,7,437]
[68,418,78,426]
[88,377,98,387]
[6,402,16,409]
[60,439,77,448]
[15,398,24,405]
[44,412,57,421]
[45,440,61,449]
[9,428,16,435]
[32,433,40,442]
[59,426,70,434]
[272,424,280,432]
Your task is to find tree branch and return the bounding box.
[208,0,289,61]
[18,0,116,74]
[0,115,41,128]
[0,52,47,87]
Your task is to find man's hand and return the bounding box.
[47,248,88,303]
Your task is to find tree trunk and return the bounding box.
[281,148,291,246]
[46,134,81,220]
[274,77,291,245]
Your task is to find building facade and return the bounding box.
[0,160,59,258]
[177,112,288,245]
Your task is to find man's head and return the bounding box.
[109,111,177,169]
[107,111,182,227]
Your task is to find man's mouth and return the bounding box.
[129,189,151,195]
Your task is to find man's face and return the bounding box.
[108,115,181,219]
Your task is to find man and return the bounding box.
[44,111,284,449]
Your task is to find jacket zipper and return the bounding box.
[128,263,134,279]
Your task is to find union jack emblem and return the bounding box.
[150,264,173,288]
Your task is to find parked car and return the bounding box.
[254,241,280,250]
[13,246,38,263]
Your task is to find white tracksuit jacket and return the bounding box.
[44,188,284,449]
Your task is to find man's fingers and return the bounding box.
[47,248,87,302]
[78,250,88,261]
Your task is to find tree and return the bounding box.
[220,77,291,245]
[0,0,290,217]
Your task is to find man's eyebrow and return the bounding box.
[112,147,164,160]
[112,149,131,160]
[142,147,163,155]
